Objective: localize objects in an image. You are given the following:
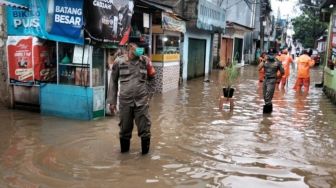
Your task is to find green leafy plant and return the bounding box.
[222,56,240,89]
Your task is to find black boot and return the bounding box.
[120,138,130,153]
[263,104,273,114]
[141,137,150,155]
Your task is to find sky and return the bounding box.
[270,0,301,19]
[271,0,303,37]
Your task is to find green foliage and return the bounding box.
[223,55,239,88]
[292,3,328,48]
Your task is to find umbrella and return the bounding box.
[0,0,28,10]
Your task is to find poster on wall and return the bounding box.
[162,12,186,33]
[332,15,336,48]
[84,0,134,44]
[33,38,56,83]
[6,0,84,44]
[7,36,34,84]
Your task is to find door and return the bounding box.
[188,38,206,79]
[234,38,243,63]
[220,38,233,67]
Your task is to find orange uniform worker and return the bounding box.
[293,50,315,92]
[279,49,293,88]
[258,52,267,82]
[275,52,285,84]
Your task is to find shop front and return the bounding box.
[151,12,185,92]
[126,0,185,93]
[6,0,134,120]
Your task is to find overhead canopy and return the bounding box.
[137,0,173,13]
[0,0,28,9]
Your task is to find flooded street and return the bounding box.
[1,65,336,188]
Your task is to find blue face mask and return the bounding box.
[134,47,144,57]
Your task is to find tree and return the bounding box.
[291,0,328,48]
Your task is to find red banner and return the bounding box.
[33,39,56,83]
[7,36,34,84]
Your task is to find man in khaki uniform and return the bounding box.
[107,43,155,154]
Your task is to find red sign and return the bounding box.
[33,39,56,83]
[7,36,34,84]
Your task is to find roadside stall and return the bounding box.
[6,0,134,120]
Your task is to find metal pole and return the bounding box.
[56,42,59,84]
[260,0,265,51]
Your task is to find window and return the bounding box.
[154,35,180,54]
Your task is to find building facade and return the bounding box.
[321,0,336,104]
[161,0,226,80]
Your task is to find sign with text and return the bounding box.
[84,0,133,44]
[6,0,84,44]
[47,0,84,39]
[7,36,34,84]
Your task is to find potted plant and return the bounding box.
[221,58,239,98]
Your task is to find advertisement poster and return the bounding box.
[46,0,83,39]
[33,38,56,83]
[6,0,84,44]
[162,12,186,33]
[84,0,134,44]
[332,16,336,47]
[7,36,34,84]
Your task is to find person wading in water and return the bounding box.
[258,52,284,113]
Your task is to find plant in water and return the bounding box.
[217,53,240,99]
[222,54,240,89]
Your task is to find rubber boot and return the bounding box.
[141,137,150,155]
[263,104,273,114]
[120,138,130,153]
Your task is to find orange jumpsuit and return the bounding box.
[258,57,266,82]
[293,54,315,92]
[275,55,286,84]
[280,55,293,87]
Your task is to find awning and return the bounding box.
[0,0,28,10]
[137,0,173,13]
[226,22,254,32]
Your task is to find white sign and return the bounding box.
[143,13,150,28]
[73,45,90,64]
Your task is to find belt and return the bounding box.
[265,77,276,79]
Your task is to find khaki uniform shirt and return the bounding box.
[107,55,155,107]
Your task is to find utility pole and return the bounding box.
[260,0,265,51]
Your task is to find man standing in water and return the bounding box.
[107,43,156,154]
[258,52,284,113]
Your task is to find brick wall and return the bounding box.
[154,64,180,93]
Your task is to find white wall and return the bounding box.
[182,31,212,80]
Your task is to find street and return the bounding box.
[0,65,335,188]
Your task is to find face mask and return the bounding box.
[134,47,144,57]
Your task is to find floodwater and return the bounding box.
[0,65,336,188]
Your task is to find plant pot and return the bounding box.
[223,87,235,98]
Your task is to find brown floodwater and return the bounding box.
[0,65,335,188]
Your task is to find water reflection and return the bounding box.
[0,66,335,187]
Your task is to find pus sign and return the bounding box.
[7,0,84,45]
